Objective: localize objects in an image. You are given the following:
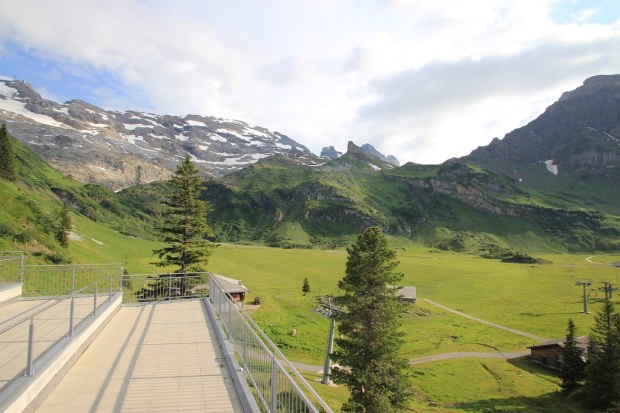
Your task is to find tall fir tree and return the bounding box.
[584,299,620,409]
[302,277,311,295]
[0,123,18,181]
[560,318,585,391]
[153,155,214,272]
[332,227,411,413]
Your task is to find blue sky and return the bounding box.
[0,0,619,164]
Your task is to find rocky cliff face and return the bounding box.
[467,75,620,177]
[361,143,400,166]
[0,78,315,190]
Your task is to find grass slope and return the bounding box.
[207,245,613,412]
[0,133,160,263]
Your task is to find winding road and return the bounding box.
[291,298,548,371]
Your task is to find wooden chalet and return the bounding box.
[212,274,249,304]
[528,336,589,370]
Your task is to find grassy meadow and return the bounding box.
[61,220,618,412]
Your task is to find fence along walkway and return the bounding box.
[36,299,243,413]
[209,275,334,413]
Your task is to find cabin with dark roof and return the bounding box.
[211,274,249,305]
[397,286,416,303]
[528,336,589,370]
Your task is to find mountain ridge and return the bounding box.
[0,78,315,190]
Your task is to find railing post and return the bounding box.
[93,285,98,316]
[26,317,35,376]
[19,253,24,284]
[69,265,75,338]
[242,325,248,366]
[109,271,114,302]
[68,296,75,337]
[271,358,278,413]
[168,275,172,300]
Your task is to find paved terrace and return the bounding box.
[31,299,242,413]
[0,296,99,391]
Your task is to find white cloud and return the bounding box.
[0,0,618,164]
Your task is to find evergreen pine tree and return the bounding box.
[55,203,72,248]
[332,227,411,413]
[0,123,18,181]
[153,155,214,273]
[302,277,311,295]
[560,318,585,391]
[584,299,620,409]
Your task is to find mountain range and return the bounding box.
[0,77,399,190]
[1,74,619,253]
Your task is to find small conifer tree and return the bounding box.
[55,203,72,248]
[560,318,585,391]
[584,299,620,409]
[302,277,311,295]
[0,123,18,181]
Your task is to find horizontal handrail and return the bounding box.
[121,272,210,303]
[0,274,116,335]
[237,298,333,410]
[210,275,334,413]
[22,263,120,268]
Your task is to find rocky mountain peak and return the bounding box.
[0,77,313,190]
[320,145,342,159]
[466,74,620,178]
[360,143,400,166]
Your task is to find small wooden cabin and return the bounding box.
[397,286,416,303]
[212,274,249,304]
[528,336,589,369]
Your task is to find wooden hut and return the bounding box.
[528,336,589,369]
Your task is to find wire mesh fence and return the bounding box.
[0,251,24,283]
[209,275,333,413]
[121,272,210,303]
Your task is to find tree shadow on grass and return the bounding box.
[448,357,594,412]
[507,356,560,379]
[451,392,591,413]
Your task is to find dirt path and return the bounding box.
[289,298,549,371]
[409,350,530,365]
[421,298,549,342]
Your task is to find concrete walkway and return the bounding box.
[36,299,243,413]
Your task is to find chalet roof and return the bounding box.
[397,286,416,301]
[528,336,589,351]
[211,274,249,294]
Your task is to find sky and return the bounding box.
[0,0,619,164]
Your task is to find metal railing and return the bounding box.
[0,251,24,283]
[120,272,210,303]
[209,276,334,413]
[21,263,122,297]
[0,272,120,386]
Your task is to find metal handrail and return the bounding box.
[0,273,115,335]
[210,275,334,413]
[0,251,24,283]
[121,272,211,303]
[0,272,119,378]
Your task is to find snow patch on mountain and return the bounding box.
[187,119,207,127]
[545,159,559,175]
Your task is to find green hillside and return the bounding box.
[0,130,160,264]
[176,144,620,253]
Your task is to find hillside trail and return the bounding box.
[420,298,549,342]
[290,298,548,372]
